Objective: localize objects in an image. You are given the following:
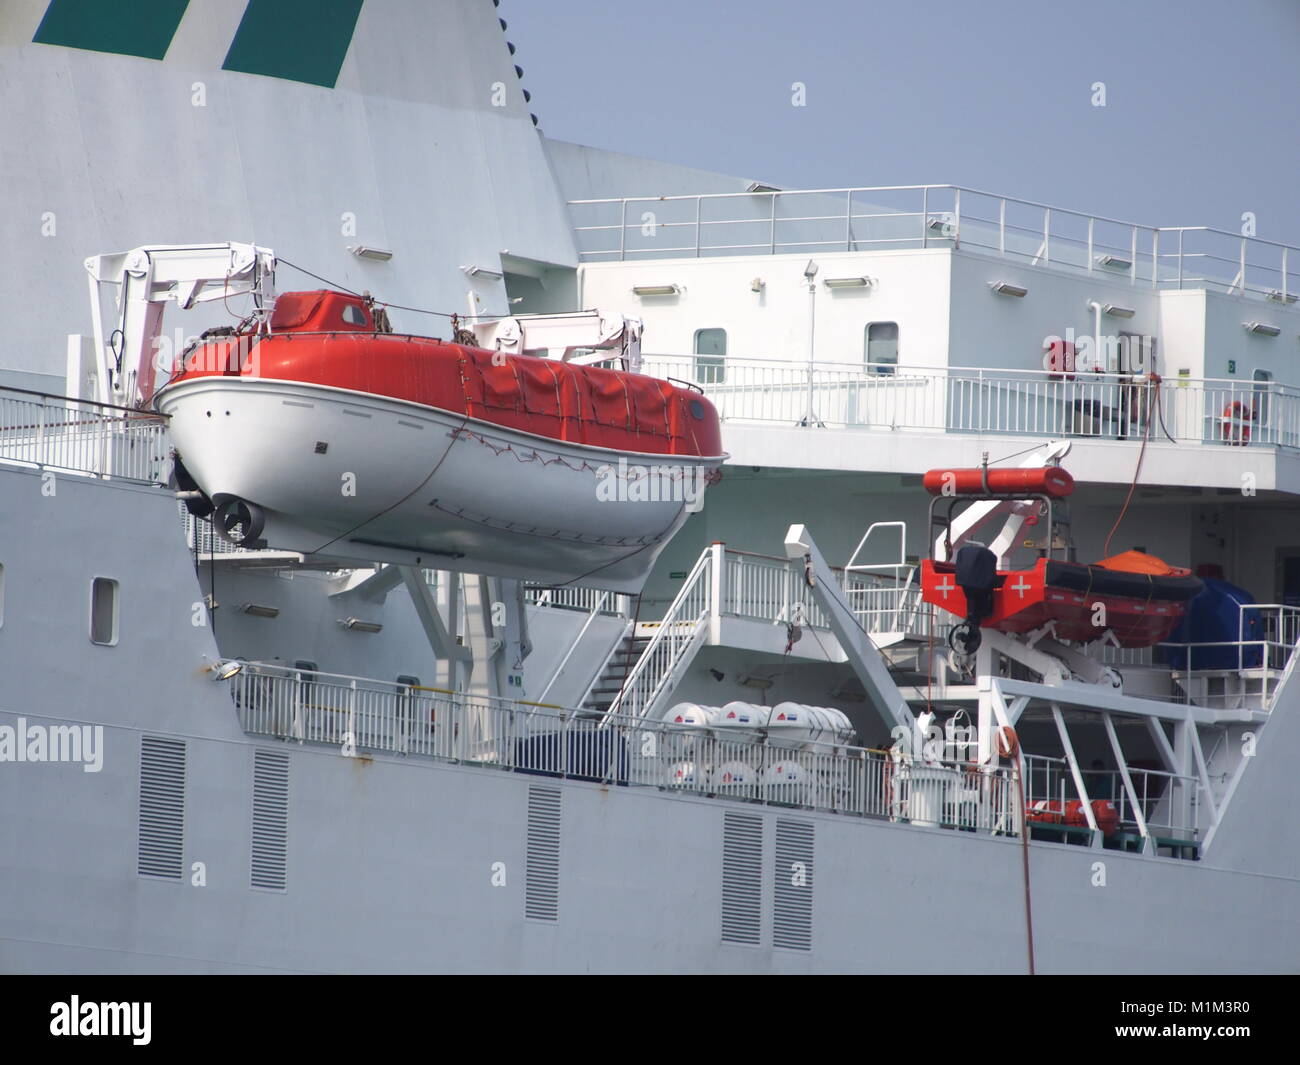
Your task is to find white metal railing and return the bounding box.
[641,355,1300,450]
[569,184,1299,301]
[1022,752,1200,842]
[607,548,714,718]
[0,386,170,483]
[719,547,932,638]
[721,549,830,630]
[231,661,1018,830]
[526,585,631,616]
[1098,605,1300,710]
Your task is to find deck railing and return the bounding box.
[0,386,169,483]
[526,585,632,616]
[1022,752,1200,842]
[569,184,1299,301]
[640,355,1300,450]
[232,661,1017,831]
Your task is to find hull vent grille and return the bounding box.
[721,811,763,945]
[137,736,186,879]
[251,749,290,891]
[773,819,814,951]
[525,786,561,921]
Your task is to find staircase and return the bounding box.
[581,632,652,715]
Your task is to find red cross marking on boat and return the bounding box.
[1011,576,1032,598]
[936,576,954,598]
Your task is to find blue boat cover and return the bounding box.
[1161,578,1262,670]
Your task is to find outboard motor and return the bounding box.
[950,542,997,654]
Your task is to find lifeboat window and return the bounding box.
[90,577,119,646]
[866,322,899,376]
[341,304,367,327]
[694,328,726,384]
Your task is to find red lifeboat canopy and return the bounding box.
[922,466,1074,498]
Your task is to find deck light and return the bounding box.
[207,659,244,681]
[1245,322,1281,336]
[1103,304,1136,318]
[990,281,1028,298]
[239,603,280,618]
[631,284,679,297]
[350,246,393,261]
[340,617,383,633]
[462,265,504,281]
[824,276,873,289]
[1097,254,1131,270]
[1266,290,1297,304]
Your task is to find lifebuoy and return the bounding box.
[1222,401,1254,445]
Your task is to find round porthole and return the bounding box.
[690,399,705,420]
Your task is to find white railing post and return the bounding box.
[709,542,725,645]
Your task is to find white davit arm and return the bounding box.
[471,310,643,372]
[933,440,1073,566]
[83,242,276,407]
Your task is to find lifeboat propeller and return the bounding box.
[213,497,266,547]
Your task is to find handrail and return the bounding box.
[0,382,172,417]
[567,183,1299,253]
[537,590,616,705]
[606,547,713,720]
[636,355,1300,450]
[231,660,1022,832]
[0,387,171,484]
[569,184,1298,300]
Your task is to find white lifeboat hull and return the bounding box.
[158,377,722,591]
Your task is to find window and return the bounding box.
[694,328,726,384]
[865,322,899,375]
[1254,369,1273,428]
[90,577,118,645]
[341,304,366,326]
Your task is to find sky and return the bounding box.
[505,0,1299,247]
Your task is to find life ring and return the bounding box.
[1222,401,1254,445]
[994,725,1020,759]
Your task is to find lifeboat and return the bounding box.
[918,465,1202,648]
[154,290,726,591]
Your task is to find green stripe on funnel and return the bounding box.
[222,0,364,89]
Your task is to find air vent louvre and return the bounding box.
[137,736,186,879]
[773,819,814,951]
[721,811,763,945]
[251,749,290,891]
[525,786,561,921]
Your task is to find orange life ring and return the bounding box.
[995,725,1020,759]
[1222,401,1254,445]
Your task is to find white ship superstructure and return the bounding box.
[1,0,1299,974]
